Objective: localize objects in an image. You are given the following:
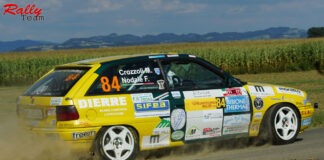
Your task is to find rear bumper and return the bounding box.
[27,126,101,151]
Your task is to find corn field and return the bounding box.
[0,38,324,86]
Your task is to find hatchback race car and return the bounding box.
[17,53,317,160]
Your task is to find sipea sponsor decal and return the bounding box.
[171,130,184,141]
[224,96,250,113]
[134,100,170,118]
[142,134,170,149]
[248,85,275,97]
[302,118,312,126]
[171,109,186,130]
[153,118,170,135]
[275,87,304,97]
[78,97,127,109]
[253,97,264,110]
[72,131,96,140]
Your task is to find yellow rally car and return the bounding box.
[17,54,318,160]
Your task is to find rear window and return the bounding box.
[23,68,88,96]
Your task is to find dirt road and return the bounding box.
[140,127,324,160]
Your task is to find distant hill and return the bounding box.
[2,27,307,52]
[0,40,56,53]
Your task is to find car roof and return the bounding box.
[59,52,196,67]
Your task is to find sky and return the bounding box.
[1,0,324,43]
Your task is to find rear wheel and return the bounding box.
[259,103,300,144]
[95,126,138,160]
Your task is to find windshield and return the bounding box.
[23,68,88,96]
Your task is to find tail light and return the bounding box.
[56,105,79,121]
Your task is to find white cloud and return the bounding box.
[77,0,124,13]
[141,0,162,11]
[117,18,141,26]
[226,6,247,15]
[259,0,324,13]
[38,0,63,8]
[141,0,207,14]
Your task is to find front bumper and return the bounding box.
[299,104,316,131]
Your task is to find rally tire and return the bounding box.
[260,103,300,145]
[95,126,139,160]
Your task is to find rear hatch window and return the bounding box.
[23,68,88,96]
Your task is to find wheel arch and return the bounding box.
[259,102,301,136]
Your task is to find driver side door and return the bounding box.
[161,58,252,142]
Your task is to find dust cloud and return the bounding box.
[137,137,270,160]
[0,112,88,160]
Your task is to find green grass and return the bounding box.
[1,38,324,86]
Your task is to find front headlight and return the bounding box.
[304,95,311,105]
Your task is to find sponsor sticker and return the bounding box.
[72,131,96,140]
[186,110,223,139]
[142,134,170,149]
[223,114,250,135]
[254,112,262,119]
[78,97,127,109]
[248,86,275,97]
[253,97,264,110]
[171,91,181,99]
[183,89,223,99]
[149,55,165,59]
[185,97,225,111]
[134,100,170,118]
[131,93,153,102]
[167,54,179,57]
[276,87,304,97]
[250,122,260,132]
[171,109,186,130]
[302,118,312,126]
[50,97,63,106]
[224,96,250,113]
[223,88,242,96]
[153,118,170,135]
[46,108,56,116]
[203,109,223,121]
[185,125,201,140]
[157,80,165,90]
[171,130,184,140]
[154,68,161,75]
[301,110,312,116]
[202,127,221,137]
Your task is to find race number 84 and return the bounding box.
[100,76,121,92]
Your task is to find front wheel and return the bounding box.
[95,126,138,160]
[260,103,300,144]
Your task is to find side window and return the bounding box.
[87,60,165,95]
[162,60,225,90]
